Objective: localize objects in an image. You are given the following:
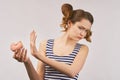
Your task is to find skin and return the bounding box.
[12,18,92,80]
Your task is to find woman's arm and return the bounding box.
[21,39,47,80]
[24,58,41,80]
[12,48,42,80]
[30,30,89,78]
[34,44,89,78]
[36,61,45,80]
[36,40,47,80]
[23,30,46,80]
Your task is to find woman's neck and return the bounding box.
[55,32,78,46]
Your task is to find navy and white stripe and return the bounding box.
[44,39,81,80]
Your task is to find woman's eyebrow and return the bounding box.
[80,25,90,30]
[80,25,86,29]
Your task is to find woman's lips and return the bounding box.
[77,36,82,39]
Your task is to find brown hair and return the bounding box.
[60,3,94,42]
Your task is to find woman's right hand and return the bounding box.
[13,48,29,63]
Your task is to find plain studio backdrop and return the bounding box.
[0,0,120,80]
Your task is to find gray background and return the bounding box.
[0,0,120,80]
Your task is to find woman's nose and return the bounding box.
[80,30,85,37]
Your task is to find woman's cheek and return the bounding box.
[74,28,79,35]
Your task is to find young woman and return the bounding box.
[12,3,94,80]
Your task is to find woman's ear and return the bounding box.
[67,20,73,28]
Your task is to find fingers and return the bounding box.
[30,30,37,47]
[13,49,21,62]
[18,48,24,62]
[23,49,28,62]
[30,30,37,39]
[13,48,28,63]
[13,50,19,58]
[30,30,36,36]
[21,48,27,62]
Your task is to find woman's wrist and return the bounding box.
[30,42,36,46]
[24,57,30,64]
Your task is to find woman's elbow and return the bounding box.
[69,70,80,78]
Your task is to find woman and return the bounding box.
[12,3,94,80]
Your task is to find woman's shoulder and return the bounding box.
[39,38,52,55]
[77,43,89,51]
[76,43,89,57]
[39,38,54,47]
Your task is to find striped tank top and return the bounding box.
[44,39,81,80]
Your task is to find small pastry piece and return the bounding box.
[10,41,23,52]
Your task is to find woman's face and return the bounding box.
[68,19,92,41]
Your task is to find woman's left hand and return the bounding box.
[30,30,38,57]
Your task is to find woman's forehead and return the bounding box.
[76,19,92,30]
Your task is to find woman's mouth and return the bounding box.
[77,36,82,39]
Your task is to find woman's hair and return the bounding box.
[60,3,94,42]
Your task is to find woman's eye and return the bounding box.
[85,30,88,32]
[78,26,83,29]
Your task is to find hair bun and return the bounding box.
[61,3,73,18]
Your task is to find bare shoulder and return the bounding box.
[39,39,48,46]
[38,39,48,56]
[78,44,89,55]
[81,44,89,51]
